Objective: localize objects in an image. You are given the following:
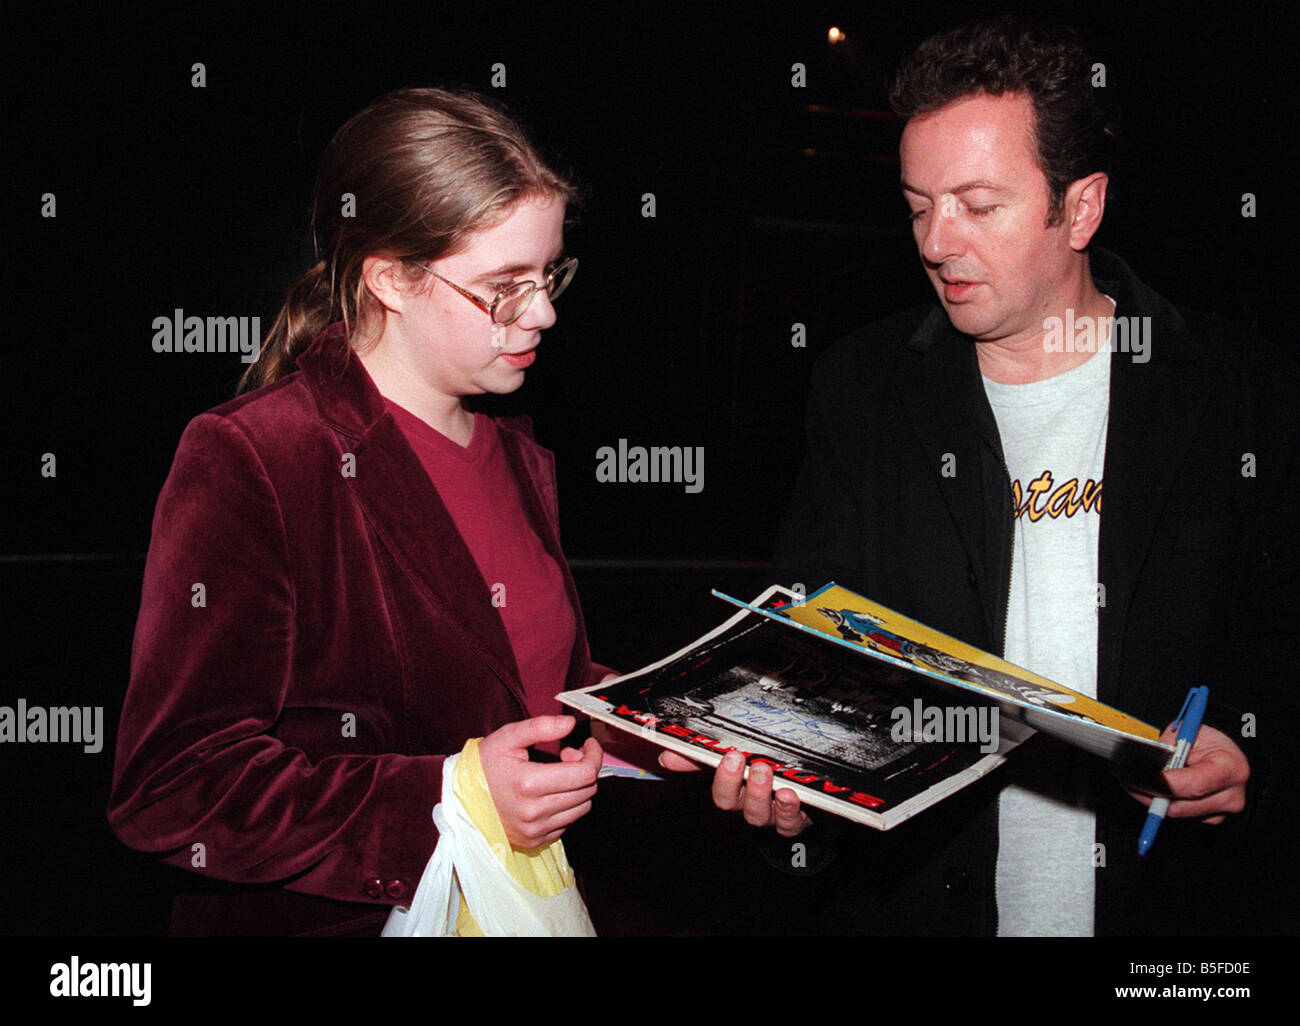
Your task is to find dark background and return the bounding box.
[2,0,1296,936]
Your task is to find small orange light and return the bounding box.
[828,26,845,45]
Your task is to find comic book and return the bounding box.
[558,582,1174,830]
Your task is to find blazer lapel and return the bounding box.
[497,420,596,690]
[899,308,1009,646]
[498,416,560,557]
[1094,254,1205,706]
[296,327,526,710]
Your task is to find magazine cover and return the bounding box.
[716,583,1171,767]
[561,585,1030,829]
[561,583,1174,829]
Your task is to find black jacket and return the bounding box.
[770,248,1300,935]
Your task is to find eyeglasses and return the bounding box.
[415,256,578,326]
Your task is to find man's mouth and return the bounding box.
[940,278,982,301]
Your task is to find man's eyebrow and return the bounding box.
[900,179,1010,197]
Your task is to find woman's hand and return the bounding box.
[478,715,602,848]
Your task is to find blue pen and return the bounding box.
[1137,685,1210,856]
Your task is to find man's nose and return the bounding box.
[921,199,964,265]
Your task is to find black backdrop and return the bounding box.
[3,0,1297,944]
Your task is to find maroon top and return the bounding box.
[384,400,578,727]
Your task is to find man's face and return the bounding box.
[900,91,1076,342]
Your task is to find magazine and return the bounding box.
[559,583,1173,830]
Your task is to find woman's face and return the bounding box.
[401,193,567,401]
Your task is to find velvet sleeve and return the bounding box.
[108,413,444,905]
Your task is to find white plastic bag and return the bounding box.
[382,752,596,937]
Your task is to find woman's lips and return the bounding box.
[500,349,536,368]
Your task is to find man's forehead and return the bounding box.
[899,92,1039,187]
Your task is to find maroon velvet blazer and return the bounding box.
[109,324,606,936]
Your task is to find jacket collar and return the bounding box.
[292,323,556,710]
[294,322,388,438]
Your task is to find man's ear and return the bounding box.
[1065,172,1107,251]
[361,255,409,315]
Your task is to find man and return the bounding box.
[665,19,1298,935]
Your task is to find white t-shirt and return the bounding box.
[983,340,1111,936]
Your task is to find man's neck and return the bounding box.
[976,279,1115,385]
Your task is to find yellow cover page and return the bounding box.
[777,584,1159,739]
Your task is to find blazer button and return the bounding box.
[363,877,384,899]
[385,880,407,900]
[942,867,969,895]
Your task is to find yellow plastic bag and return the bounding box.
[382,738,596,937]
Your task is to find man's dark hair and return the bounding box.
[890,18,1114,226]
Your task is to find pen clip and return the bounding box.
[1170,688,1197,734]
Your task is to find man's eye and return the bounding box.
[908,209,928,222]
[968,205,997,217]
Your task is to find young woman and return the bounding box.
[109,88,610,936]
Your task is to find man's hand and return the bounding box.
[1121,723,1249,825]
[479,715,602,849]
[659,749,811,837]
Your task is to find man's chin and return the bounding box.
[940,302,993,338]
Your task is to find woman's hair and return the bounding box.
[239,87,576,393]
